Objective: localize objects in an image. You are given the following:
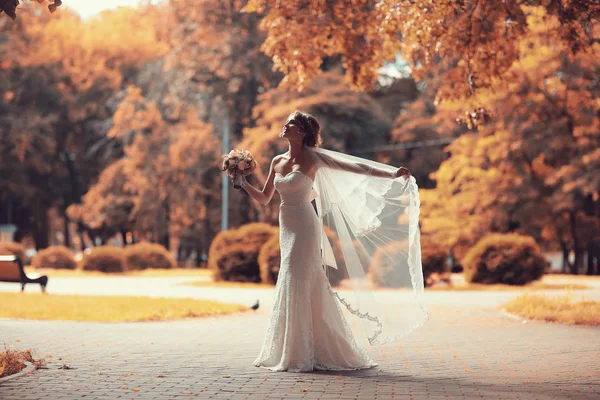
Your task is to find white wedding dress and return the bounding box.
[253,170,378,372]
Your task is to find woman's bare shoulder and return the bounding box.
[271,154,287,164]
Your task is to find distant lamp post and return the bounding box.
[221,105,230,231]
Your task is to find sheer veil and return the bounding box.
[307,146,428,346]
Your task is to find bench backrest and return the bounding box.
[0,255,20,282]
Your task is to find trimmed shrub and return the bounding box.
[463,233,546,285]
[258,236,280,284]
[421,240,449,286]
[81,246,124,273]
[32,246,77,270]
[123,242,176,270]
[369,241,412,288]
[0,242,27,264]
[209,223,277,282]
[215,243,262,283]
[237,223,278,245]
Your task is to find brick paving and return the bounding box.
[1,277,599,399]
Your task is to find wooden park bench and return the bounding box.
[0,254,48,292]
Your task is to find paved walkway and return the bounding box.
[1,276,599,399]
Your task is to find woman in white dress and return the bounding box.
[237,111,413,373]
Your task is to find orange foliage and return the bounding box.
[1,0,61,20]
[244,1,599,105]
[421,8,600,266]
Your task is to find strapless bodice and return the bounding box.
[274,171,314,206]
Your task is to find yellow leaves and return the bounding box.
[241,0,264,13]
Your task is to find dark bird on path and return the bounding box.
[250,299,259,311]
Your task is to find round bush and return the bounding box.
[420,240,449,286]
[123,242,176,270]
[462,233,546,285]
[258,236,281,284]
[238,223,278,246]
[32,246,76,270]
[81,246,124,273]
[368,241,412,288]
[208,223,277,282]
[214,242,263,283]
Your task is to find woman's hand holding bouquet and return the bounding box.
[221,149,257,189]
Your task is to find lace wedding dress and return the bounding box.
[253,170,378,372]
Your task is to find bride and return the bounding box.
[237,110,424,373]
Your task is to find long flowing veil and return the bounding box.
[307,146,428,346]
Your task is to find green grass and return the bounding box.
[0,293,248,322]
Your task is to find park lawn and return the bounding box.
[25,267,213,278]
[0,293,248,322]
[503,293,600,326]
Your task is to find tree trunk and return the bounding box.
[195,246,203,267]
[569,212,579,274]
[120,230,128,248]
[33,204,50,250]
[573,248,583,275]
[62,209,71,249]
[78,230,86,251]
[586,245,594,275]
[561,243,569,273]
[160,199,170,250]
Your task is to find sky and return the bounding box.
[63,0,150,19]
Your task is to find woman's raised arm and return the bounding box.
[317,152,410,179]
[240,156,280,206]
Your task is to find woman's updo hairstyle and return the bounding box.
[292,110,322,148]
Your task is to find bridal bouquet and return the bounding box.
[221,149,257,189]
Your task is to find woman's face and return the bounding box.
[280,114,304,141]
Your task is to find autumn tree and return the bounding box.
[0,4,168,248]
[67,159,135,247]
[384,63,468,188]
[243,1,598,112]
[167,0,280,139]
[1,0,62,20]
[421,8,600,272]
[102,85,222,255]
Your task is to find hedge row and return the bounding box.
[24,243,176,272]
